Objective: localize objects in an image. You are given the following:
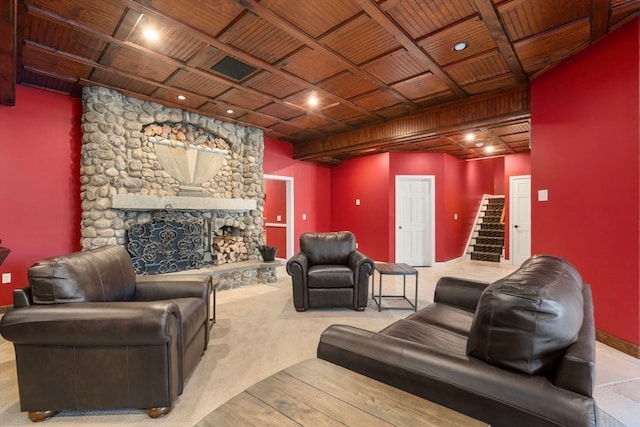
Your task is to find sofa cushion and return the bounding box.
[380,315,469,356]
[467,255,584,375]
[307,265,354,288]
[29,246,137,304]
[406,304,476,338]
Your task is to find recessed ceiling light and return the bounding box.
[143,28,159,41]
[465,133,475,141]
[485,146,495,153]
[177,95,186,100]
[308,95,319,107]
[453,42,468,51]
[475,142,484,148]
[226,109,234,114]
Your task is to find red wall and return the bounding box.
[531,17,639,346]
[0,86,83,306]
[386,152,463,263]
[263,138,331,253]
[331,153,390,261]
[443,154,468,261]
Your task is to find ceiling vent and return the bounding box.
[211,56,256,81]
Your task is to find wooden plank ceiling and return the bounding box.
[2,0,639,165]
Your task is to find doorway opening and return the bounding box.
[264,175,294,259]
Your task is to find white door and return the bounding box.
[395,176,434,266]
[510,175,531,265]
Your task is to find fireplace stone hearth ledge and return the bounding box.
[164,260,281,290]
[112,194,257,211]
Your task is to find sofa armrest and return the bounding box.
[554,285,596,396]
[433,277,490,312]
[287,252,309,308]
[12,287,32,308]
[317,324,598,427]
[0,301,180,346]
[348,250,374,275]
[349,251,374,308]
[286,252,309,276]
[134,273,211,301]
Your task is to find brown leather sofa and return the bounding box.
[0,245,212,421]
[318,255,598,427]
[286,231,374,311]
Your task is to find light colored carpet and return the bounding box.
[0,262,628,426]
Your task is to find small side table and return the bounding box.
[372,262,418,311]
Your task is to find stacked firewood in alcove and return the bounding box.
[212,237,248,265]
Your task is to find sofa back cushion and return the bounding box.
[467,255,584,375]
[300,231,355,266]
[29,246,137,304]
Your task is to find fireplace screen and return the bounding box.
[126,211,205,275]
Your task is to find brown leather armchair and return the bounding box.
[286,231,374,311]
[0,245,211,422]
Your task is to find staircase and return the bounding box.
[467,195,505,263]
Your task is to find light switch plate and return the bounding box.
[538,189,548,202]
[2,273,11,284]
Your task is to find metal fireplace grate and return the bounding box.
[126,209,207,275]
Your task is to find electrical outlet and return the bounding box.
[2,273,11,284]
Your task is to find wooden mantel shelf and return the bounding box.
[112,194,257,211]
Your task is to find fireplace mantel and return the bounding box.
[112,194,257,211]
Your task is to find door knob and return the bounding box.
[514,225,519,228]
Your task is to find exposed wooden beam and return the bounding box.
[0,0,17,105]
[353,0,468,98]
[590,0,610,42]
[441,134,480,157]
[474,0,528,84]
[480,127,517,154]
[96,8,143,67]
[293,85,530,161]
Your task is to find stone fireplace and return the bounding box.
[80,86,275,287]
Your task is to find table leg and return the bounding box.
[403,275,407,298]
[371,270,375,302]
[414,272,418,311]
[378,271,382,312]
[210,287,217,325]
